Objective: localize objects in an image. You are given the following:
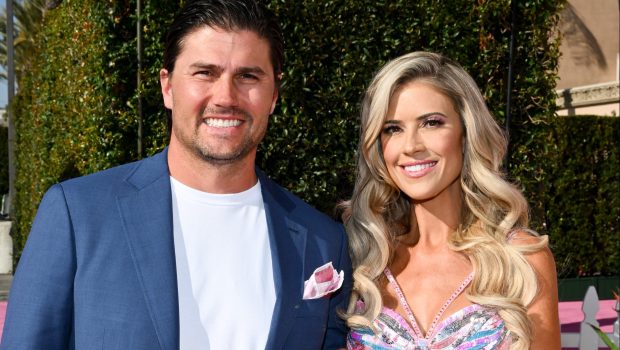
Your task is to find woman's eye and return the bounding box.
[382,125,401,135]
[422,118,443,127]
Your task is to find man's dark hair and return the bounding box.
[163,0,284,78]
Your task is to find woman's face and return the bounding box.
[380,81,464,202]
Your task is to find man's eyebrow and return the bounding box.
[189,62,221,72]
[187,63,267,76]
[235,66,267,76]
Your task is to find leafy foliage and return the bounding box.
[12,0,142,257]
[546,117,620,277]
[262,0,566,215]
[10,0,185,261]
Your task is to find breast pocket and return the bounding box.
[297,297,330,317]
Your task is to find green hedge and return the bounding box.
[558,276,619,301]
[19,0,619,279]
[545,116,619,277]
[11,0,181,261]
[12,0,138,255]
[262,0,565,215]
[0,125,7,195]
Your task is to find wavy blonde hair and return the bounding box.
[341,52,547,349]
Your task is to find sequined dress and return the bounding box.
[347,268,511,349]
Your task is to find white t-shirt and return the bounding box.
[171,177,275,350]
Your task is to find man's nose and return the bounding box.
[211,76,238,107]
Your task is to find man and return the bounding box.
[0,1,351,349]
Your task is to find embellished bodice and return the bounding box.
[347,269,511,349]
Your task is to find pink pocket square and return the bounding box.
[303,262,344,300]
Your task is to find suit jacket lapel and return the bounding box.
[117,150,179,350]
[115,159,306,349]
[259,171,307,349]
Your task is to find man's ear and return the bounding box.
[270,88,279,114]
[160,69,173,109]
[270,73,283,114]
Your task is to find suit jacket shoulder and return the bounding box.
[59,149,168,196]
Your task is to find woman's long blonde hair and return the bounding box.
[342,52,547,349]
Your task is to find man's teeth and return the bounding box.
[404,162,436,172]
[204,118,242,128]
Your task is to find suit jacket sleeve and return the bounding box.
[1,184,76,349]
[322,224,353,349]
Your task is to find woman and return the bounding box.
[342,52,560,349]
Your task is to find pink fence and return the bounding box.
[0,301,5,340]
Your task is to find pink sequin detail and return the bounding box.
[383,267,474,341]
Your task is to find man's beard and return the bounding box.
[189,106,267,166]
[193,130,263,165]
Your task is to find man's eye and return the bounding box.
[239,73,258,81]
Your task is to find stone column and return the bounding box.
[0,221,13,274]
